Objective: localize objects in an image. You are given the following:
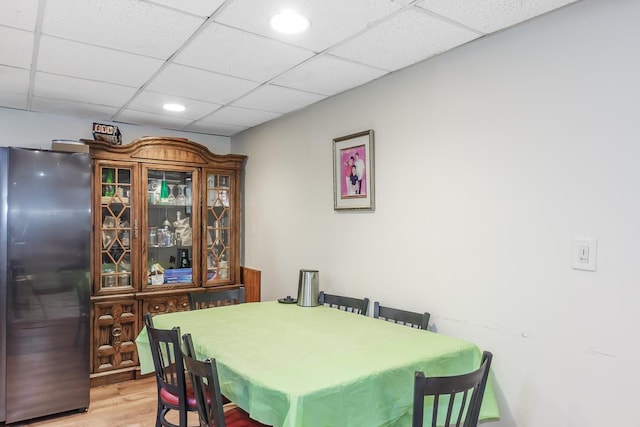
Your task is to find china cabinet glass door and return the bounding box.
[145,167,196,288]
[205,172,232,284]
[99,165,133,292]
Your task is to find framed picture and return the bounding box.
[333,130,375,211]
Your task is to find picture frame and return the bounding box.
[333,130,375,211]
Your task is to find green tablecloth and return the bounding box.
[136,301,499,427]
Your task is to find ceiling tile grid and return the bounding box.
[125,90,222,120]
[200,105,283,128]
[272,55,388,96]
[31,96,119,120]
[0,0,38,30]
[173,23,316,83]
[1,27,34,69]
[41,0,205,58]
[37,36,165,87]
[0,0,581,137]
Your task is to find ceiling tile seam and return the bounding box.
[0,23,31,32]
[411,5,487,36]
[317,3,413,56]
[185,103,284,129]
[30,95,120,110]
[322,52,394,74]
[124,102,224,123]
[38,33,170,61]
[174,54,332,122]
[142,0,218,20]
[109,10,220,123]
[34,70,140,89]
[27,0,47,111]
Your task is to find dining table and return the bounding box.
[135,301,500,427]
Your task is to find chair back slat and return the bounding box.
[145,314,192,427]
[373,302,430,330]
[182,333,227,427]
[413,351,492,427]
[189,287,245,310]
[318,291,369,315]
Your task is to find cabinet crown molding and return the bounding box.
[82,136,246,168]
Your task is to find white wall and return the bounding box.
[0,108,230,152]
[233,0,639,425]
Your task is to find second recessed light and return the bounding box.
[163,103,185,112]
[270,10,310,34]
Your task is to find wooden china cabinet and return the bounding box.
[84,136,254,386]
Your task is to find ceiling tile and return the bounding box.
[0,93,28,110]
[417,0,578,34]
[117,109,195,130]
[204,106,282,127]
[0,66,30,94]
[146,64,260,105]
[183,121,248,137]
[174,23,315,82]
[147,0,226,18]
[273,55,388,96]
[37,36,164,86]
[3,0,577,137]
[125,90,222,120]
[30,97,119,120]
[0,27,34,69]
[0,0,38,30]
[233,84,326,114]
[330,7,480,71]
[214,0,403,52]
[42,0,204,58]
[34,73,138,106]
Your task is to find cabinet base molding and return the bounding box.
[90,367,139,387]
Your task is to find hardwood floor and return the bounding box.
[9,377,199,427]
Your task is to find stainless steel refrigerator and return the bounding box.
[0,147,91,424]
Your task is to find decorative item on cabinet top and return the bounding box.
[92,122,122,145]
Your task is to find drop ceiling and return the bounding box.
[0,0,579,137]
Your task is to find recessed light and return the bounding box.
[269,10,310,34]
[163,103,185,112]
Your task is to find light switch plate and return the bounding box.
[572,237,597,272]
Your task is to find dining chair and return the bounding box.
[318,291,369,315]
[181,333,269,427]
[373,301,430,330]
[144,313,198,427]
[412,351,493,427]
[188,287,245,310]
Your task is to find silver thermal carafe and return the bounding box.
[297,269,320,307]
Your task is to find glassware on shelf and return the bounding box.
[220,189,229,207]
[176,184,187,205]
[167,183,176,205]
[162,209,172,229]
[185,179,192,206]
[121,230,130,248]
[159,174,170,204]
[148,227,158,246]
[104,169,115,197]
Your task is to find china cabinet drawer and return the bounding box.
[141,293,191,315]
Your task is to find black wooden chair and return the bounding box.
[181,333,268,427]
[412,351,492,427]
[373,301,430,330]
[188,287,245,310]
[144,313,197,427]
[318,291,369,315]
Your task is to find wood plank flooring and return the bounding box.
[8,377,199,427]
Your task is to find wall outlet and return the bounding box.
[572,237,597,272]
